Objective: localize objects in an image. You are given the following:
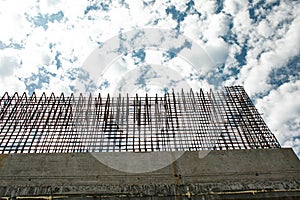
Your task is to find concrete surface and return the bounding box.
[0,148,299,199]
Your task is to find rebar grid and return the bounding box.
[0,86,280,153]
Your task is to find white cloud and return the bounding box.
[223,0,248,16]
[194,1,216,16]
[34,75,72,96]
[0,77,26,94]
[257,20,272,38]
[0,55,19,77]
[39,0,66,14]
[256,80,300,148]
[204,39,229,65]
[243,11,300,94]
[223,0,300,95]
[0,52,25,94]
[0,0,35,43]
[58,1,88,22]
[0,0,299,156]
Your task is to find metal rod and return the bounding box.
[0,87,281,153]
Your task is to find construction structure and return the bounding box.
[0,86,299,199]
[0,86,280,153]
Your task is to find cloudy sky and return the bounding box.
[0,0,299,156]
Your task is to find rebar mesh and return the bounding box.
[0,86,280,153]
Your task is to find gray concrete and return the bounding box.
[0,148,299,199]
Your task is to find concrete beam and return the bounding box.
[0,148,299,199]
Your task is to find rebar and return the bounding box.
[0,86,280,153]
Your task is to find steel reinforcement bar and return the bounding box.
[0,86,280,153]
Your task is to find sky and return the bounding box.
[0,0,299,156]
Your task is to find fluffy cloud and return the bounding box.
[227,1,300,95]
[0,0,299,156]
[0,55,19,77]
[256,80,300,156]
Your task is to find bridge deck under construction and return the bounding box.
[0,86,280,153]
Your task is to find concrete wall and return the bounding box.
[0,148,299,199]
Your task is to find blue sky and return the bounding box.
[0,0,299,156]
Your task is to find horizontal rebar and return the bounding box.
[0,86,280,153]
